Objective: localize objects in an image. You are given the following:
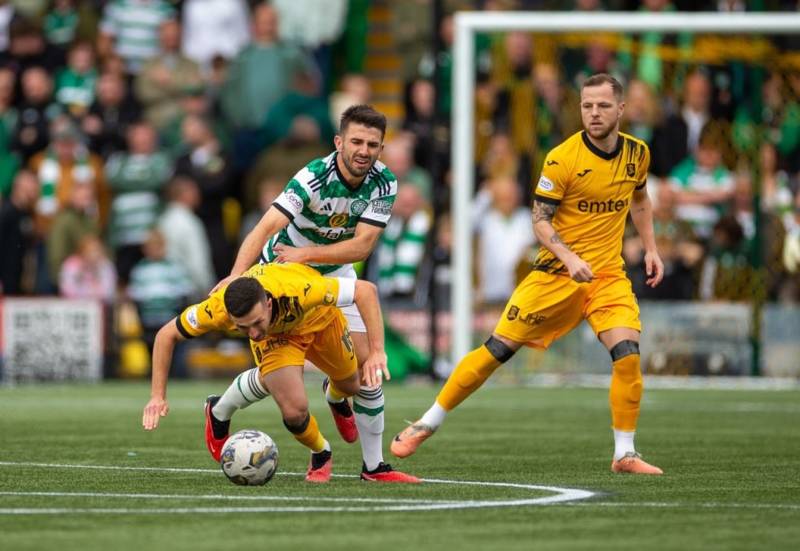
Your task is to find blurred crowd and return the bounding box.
[1,0,800,348]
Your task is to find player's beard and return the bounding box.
[586,118,618,140]
[342,152,374,178]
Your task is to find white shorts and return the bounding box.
[324,264,366,333]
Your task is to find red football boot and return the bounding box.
[322,378,358,443]
[360,462,421,483]
[204,395,230,462]
[305,449,333,483]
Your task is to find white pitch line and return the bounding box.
[568,501,800,511]
[0,491,448,505]
[0,461,596,513]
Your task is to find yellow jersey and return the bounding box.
[532,130,649,276]
[175,263,354,339]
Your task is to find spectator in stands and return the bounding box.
[474,176,534,305]
[220,2,316,169]
[480,132,520,186]
[533,62,581,153]
[43,0,82,53]
[622,78,659,144]
[0,1,15,53]
[54,40,97,118]
[699,214,751,301]
[239,176,282,243]
[626,183,701,300]
[391,0,433,88]
[272,0,347,89]
[402,78,436,172]
[0,66,18,197]
[375,181,431,301]
[98,0,175,75]
[105,121,172,284]
[244,114,328,207]
[82,71,141,158]
[759,72,800,173]
[46,180,99,286]
[159,84,229,158]
[58,232,116,302]
[29,116,107,230]
[135,18,203,131]
[783,192,800,282]
[174,114,234,279]
[568,37,625,92]
[759,141,796,232]
[492,31,539,190]
[651,70,714,178]
[181,0,250,73]
[128,229,192,354]
[158,175,214,296]
[259,68,334,151]
[5,16,63,75]
[330,73,371,130]
[668,127,734,242]
[12,66,60,163]
[381,136,433,203]
[0,169,38,295]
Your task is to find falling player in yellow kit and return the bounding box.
[391,74,665,474]
[141,262,417,483]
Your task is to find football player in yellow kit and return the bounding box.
[142,262,418,483]
[392,74,665,475]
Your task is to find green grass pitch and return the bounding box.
[1,379,798,551]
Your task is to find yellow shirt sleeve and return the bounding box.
[299,274,349,310]
[534,149,569,203]
[175,292,228,338]
[635,143,651,190]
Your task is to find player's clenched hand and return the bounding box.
[142,397,169,431]
[644,250,664,288]
[273,243,307,264]
[564,254,593,283]
[209,274,237,295]
[361,351,390,387]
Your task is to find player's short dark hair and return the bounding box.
[582,73,624,102]
[224,277,266,318]
[339,104,387,139]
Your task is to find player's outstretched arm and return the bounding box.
[274,222,383,265]
[210,206,291,294]
[352,279,390,387]
[630,188,664,288]
[142,320,185,431]
[532,199,594,282]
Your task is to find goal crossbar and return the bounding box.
[450,11,800,362]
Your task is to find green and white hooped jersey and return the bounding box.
[263,152,397,274]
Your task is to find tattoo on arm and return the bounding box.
[533,200,556,223]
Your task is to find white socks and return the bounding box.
[613,429,636,460]
[419,401,447,430]
[353,386,385,471]
[212,368,269,421]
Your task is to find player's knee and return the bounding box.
[484,336,517,364]
[609,339,639,362]
[282,411,311,434]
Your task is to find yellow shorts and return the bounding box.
[249,309,357,382]
[493,271,641,350]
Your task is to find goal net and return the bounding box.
[448,11,800,380]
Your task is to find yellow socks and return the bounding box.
[609,353,642,431]
[436,345,502,411]
[286,414,327,453]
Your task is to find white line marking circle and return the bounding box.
[0,461,596,514]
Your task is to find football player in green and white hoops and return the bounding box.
[205,105,419,483]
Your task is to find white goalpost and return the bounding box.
[450,11,800,363]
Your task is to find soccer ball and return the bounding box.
[220,429,279,486]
